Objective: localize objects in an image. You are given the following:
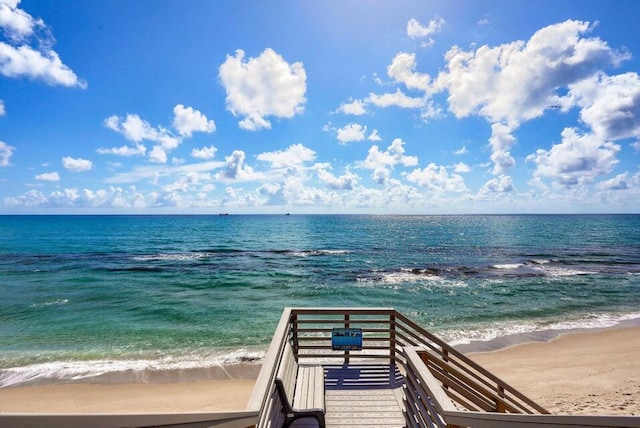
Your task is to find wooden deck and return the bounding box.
[291,363,406,428]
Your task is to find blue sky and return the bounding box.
[1,0,640,214]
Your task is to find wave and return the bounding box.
[29,299,69,308]
[0,349,265,388]
[442,311,640,347]
[132,249,350,262]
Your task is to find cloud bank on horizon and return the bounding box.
[1,0,639,213]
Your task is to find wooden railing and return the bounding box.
[249,307,640,428]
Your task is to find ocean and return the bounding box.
[1,214,639,387]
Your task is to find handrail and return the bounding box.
[246,307,293,427]
[444,411,640,428]
[0,410,258,428]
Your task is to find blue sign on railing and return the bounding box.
[331,328,363,351]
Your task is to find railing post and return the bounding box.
[390,312,396,364]
[291,312,298,362]
[497,385,506,413]
[344,313,350,364]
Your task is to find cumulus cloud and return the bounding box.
[105,114,159,142]
[104,108,207,164]
[35,171,60,181]
[479,175,514,195]
[215,150,256,181]
[367,129,382,141]
[406,163,468,193]
[162,171,212,193]
[526,127,620,186]
[599,173,629,191]
[387,52,431,91]
[489,123,517,175]
[257,143,316,168]
[406,17,445,47]
[0,140,14,166]
[336,123,368,144]
[0,99,5,115]
[568,72,640,140]
[0,43,86,87]
[336,99,367,116]
[433,20,629,125]
[62,156,92,172]
[362,138,419,185]
[454,162,471,173]
[316,166,359,190]
[0,0,43,41]
[191,145,217,160]
[172,104,216,137]
[219,48,307,131]
[0,1,86,88]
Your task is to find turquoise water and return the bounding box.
[1,214,639,386]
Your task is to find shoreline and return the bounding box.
[1,325,638,415]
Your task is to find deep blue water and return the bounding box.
[1,214,639,386]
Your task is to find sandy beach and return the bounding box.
[469,326,640,416]
[0,327,638,416]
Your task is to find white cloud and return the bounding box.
[35,171,60,181]
[454,146,468,155]
[526,127,620,186]
[454,162,471,173]
[104,112,184,164]
[406,17,445,47]
[257,143,316,168]
[363,138,418,170]
[97,143,146,157]
[4,186,151,209]
[0,0,43,41]
[433,20,629,125]
[149,146,168,164]
[368,89,424,109]
[215,150,256,181]
[105,114,158,142]
[0,99,5,116]
[387,52,431,91]
[0,1,85,88]
[219,48,307,131]
[633,141,640,152]
[336,123,367,144]
[172,104,216,137]
[489,122,516,175]
[568,72,640,140]
[599,173,629,191]
[406,163,468,193]
[191,145,217,160]
[479,175,514,195]
[162,171,212,193]
[0,140,14,166]
[316,166,359,190]
[337,99,367,116]
[362,138,418,185]
[367,129,382,141]
[0,42,87,88]
[62,156,92,172]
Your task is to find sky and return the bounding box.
[1,0,640,214]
